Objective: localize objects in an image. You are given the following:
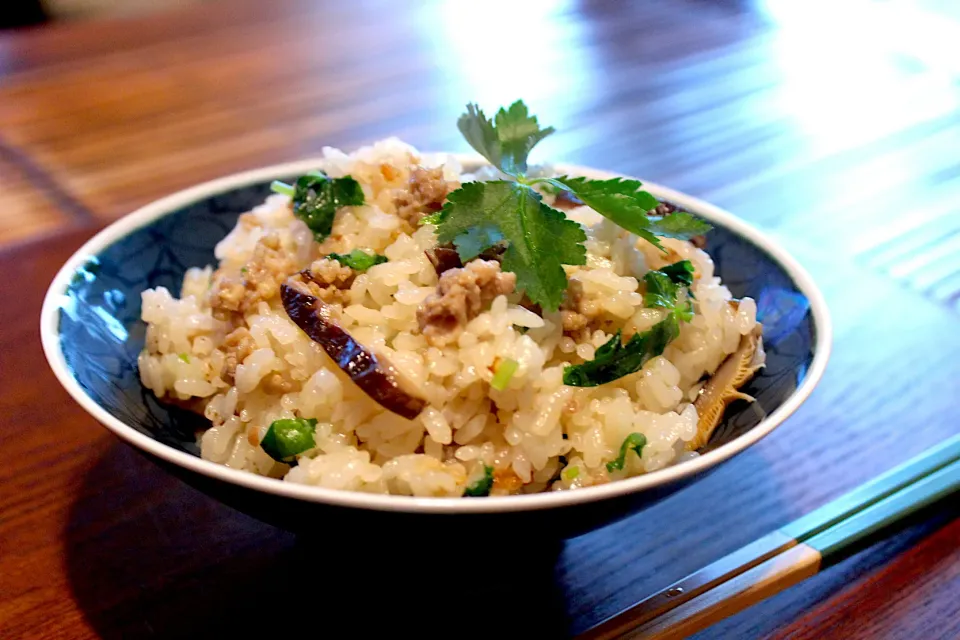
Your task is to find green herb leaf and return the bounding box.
[420,210,445,226]
[291,172,365,242]
[563,260,695,387]
[458,100,555,176]
[458,103,502,171]
[326,249,387,272]
[606,433,648,472]
[493,101,556,175]
[646,210,713,240]
[435,181,586,311]
[490,358,519,391]
[260,417,317,462]
[643,260,695,323]
[546,176,712,250]
[563,316,681,387]
[659,260,695,287]
[177,353,190,364]
[464,464,494,497]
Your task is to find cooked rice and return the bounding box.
[138,138,759,497]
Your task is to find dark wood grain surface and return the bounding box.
[1,1,959,638]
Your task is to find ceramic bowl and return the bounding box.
[40,156,830,538]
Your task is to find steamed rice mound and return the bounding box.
[138,138,760,497]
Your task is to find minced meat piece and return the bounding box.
[417,259,516,346]
[298,258,355,306]
[208,233,298,322]
[221,327,256,383]
[394,167,458,226]
[559,280,601,341]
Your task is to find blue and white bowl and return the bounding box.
[40,157,831,538]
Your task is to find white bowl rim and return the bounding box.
[40,153,832,515]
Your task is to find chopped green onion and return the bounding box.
[490,358,519,391]
[464,464,494,497]
[270,180,295,196]
[240,266,248,274]
[177,353,190,363]
[562,466,580,481]
[261,417,317,462]
[606,432,648,472]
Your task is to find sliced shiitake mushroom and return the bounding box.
[688,323,765,451]
[280,278,426,420]
[551,190,584,210]
[425,242,507,277]
[425,244,462,275]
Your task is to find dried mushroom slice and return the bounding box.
[281,278,427,420]
[688,324,765,451]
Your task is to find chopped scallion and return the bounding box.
[261,417,317,462]
[490,358,519,391]
[270,180,295,197]
[606,433,647,472]
[464,464,494,497]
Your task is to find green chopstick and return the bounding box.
[782,433,960,544]
[805,457,960,565]
[579,434,960,640]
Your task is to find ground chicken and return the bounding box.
[417,259,516,346]
[298,258,355,305]
[559,279,602,341]
[393,166,457,226]
[218,260,355,392]
[208,233,299,323]
[221,327,256,383]
[262,373,295,395]
[297,258,356,306]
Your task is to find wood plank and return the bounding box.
[1,1,960,638]
[0,149,79,244]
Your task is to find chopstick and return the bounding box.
[578,434,960,640]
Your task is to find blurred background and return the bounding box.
[5,0,202,26]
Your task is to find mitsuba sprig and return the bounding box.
[424,100,712,312]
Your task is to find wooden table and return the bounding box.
[2,1,959,638]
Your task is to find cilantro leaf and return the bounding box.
[458,100,555,176]
[326,249,387,272]
[435,181,586,311]
[606,433,648,472]
[464,464,494,497]
[261,417,317,462]
[563,317,681,387]
[547,176,712,250]
[291,171,365,242]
